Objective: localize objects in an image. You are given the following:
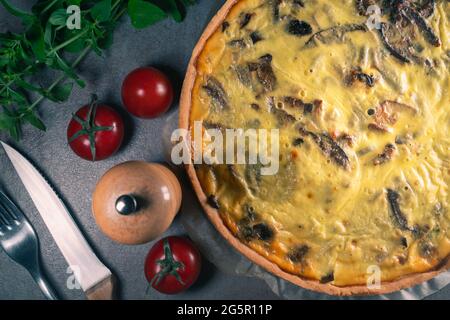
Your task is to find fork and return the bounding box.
[0,190,58,300]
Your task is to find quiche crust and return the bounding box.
[180,0,450,296]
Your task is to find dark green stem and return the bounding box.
[67,93,113,161]
[150,239,185,287]
[40,0,60,15]
[20,46,91,117]
[48,29,90,55]
[25,2,128,114]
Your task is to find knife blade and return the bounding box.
[1,141,115,300]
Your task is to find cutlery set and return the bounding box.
[0,141,115,300]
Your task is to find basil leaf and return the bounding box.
[49,8,68,26]
[1,112,22,140]
[0,0,196,140]
[8,89,28,105]
[155,0,182,22]
[47,82,73,102]
[32,0,64,15]
[90,41,103,56]
[94,21,115,50]
[62,28,87,53]
[54,55,85,87]
[9,122,21,141]
[67,0,82,5]
[97,32,114,50]
[0,112,14,131]
[44,21,54,44]
[91,0,112,22]
[16,78,42,92]
[0,57,8,67]
[26,23,46,61]
[128,0,167,29]
[23,111,46,131]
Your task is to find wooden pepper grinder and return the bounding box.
[92,161,182,245]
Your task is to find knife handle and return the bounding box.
[86,274,117,300]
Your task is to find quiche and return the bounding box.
[180,0,450,295]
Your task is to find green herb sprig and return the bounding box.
[0,0,195,139]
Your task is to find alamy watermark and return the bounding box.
[171,121,280,176]
[66,265,82,290]
[66,5,81,30]
[367,265,382,289]
[365,5,382,30]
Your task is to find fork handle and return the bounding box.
[31,272,59,300]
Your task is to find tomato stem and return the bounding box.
[68,94,113,161]
[150,238,185,287]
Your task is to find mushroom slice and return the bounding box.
[304,24,367,48]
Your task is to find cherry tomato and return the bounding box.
[145,236,201,294]
[121,67,174,119]
[67,95,124,161]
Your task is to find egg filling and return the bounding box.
[189,0,450,286]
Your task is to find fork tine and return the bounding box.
[0,201,12,224]
[0,206,10,226]
[0,191,20,221]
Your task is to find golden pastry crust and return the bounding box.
[180,0,450,295]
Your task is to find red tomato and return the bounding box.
[145,236,201,294]
[67,95,124,161]
[121,67,174,119]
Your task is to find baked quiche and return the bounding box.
[180,0,450,295]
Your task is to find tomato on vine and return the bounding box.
[145,236,202,295]
[67,95,124,161]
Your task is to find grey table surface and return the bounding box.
[0,0,448,300]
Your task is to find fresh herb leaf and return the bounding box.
[48,8,67,26]
[47,82,73,102]
[91,0,112,23]
[154,0,182,22]
[128,0,167,29]
[61,28,88,53]
[97,30,114,50]
[0,0,196,139]
[0,112,14,131]
[54,54,86,87]
[66,0,81,5]
[15,78,42,92]
[44,21,54,44]
[168,0,182,22]
[23,110,46,131]
[26,22,46,61]
[9,122,21,141]
[32,0,64,16]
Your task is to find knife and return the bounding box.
[1,141,116,300]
